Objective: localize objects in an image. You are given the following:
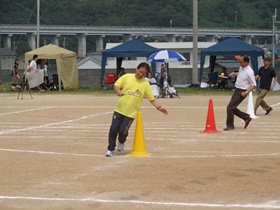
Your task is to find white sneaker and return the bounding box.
[117,143,124,152]
[106,150,114,157]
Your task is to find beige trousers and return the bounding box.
[254,89,270,114]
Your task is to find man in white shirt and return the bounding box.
[224,55,256,131]
[28,54,39,72]
[27,54,44,91]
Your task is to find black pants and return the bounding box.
[226,88,250,128]
[107,111,134,151]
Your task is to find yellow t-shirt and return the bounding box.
[114,73,155,118]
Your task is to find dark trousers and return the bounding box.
[107,111,134,151]
[226,88,250,128]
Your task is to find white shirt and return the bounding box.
[235,65,256,90]
[29,60,37,71]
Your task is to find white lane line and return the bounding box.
[0,195,279,209]
[1,148,280,159]
[0,112,112,135]
[272,102,280,107]
[0,148,100,157]
[0,106,56,116]
[1,135,280,143]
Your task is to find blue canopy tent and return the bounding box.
[101,38,159,88]
[199,37,264,83]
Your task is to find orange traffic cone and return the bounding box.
[201,99,221,133]
[127,112,150,157]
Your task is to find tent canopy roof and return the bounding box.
[100,39,159,88]
[24,44,78,90]
[200,37,265,82]
[25,44,76,59]
[102,38,159,58]
[201,37,264,56]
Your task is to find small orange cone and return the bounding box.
[201,99,221,133]
[127,112,150,157]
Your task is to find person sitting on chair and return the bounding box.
[118,67,126,78]
[146,72,160,98]
[159,71,173,98]
[217,67,229,90]
[146,72,157,85]
[159,71,172,89]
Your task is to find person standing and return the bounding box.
[224,55,256,131]
[28,54,39,72]
[254,57,277,115]
[106,62,168,157]
[27,54,44,91]
[44,59,50,85]
[10,58,21,88]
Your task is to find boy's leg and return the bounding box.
[107,112,122,151]
[118,116,134,144]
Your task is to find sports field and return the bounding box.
[0,91,280,210]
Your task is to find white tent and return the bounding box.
[25,44,79,90]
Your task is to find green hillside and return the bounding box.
[1,0,279,28]
[0,0,279,55]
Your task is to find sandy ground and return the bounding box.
[0,91,280,210]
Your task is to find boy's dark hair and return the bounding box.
[33,54,38,60]
[137,62,150,72]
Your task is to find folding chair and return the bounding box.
[102,73,117,89]
[206,72,218,88]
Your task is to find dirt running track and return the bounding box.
[0,92,280,210]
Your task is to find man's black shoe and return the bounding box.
[244,118,252,129]
[223,127,235,131]
[265,107,273,115]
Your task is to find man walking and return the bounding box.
[224,55,256,131]
[254,57,277,115]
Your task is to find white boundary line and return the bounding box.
[0,106,56,116]
[1,148,280,159]
[0,111,112,135]
[0,195,279,209]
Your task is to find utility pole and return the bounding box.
[37,0,40,48]
[192,0,198,85]
[272,8,280,67]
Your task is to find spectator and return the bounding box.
[28,54,44,91]
[118,67,126,78]
[10,58,21,89]
[159,70,172,89]
[254,57,277,115]
[44,59,50,85]
[217,67,229,90]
